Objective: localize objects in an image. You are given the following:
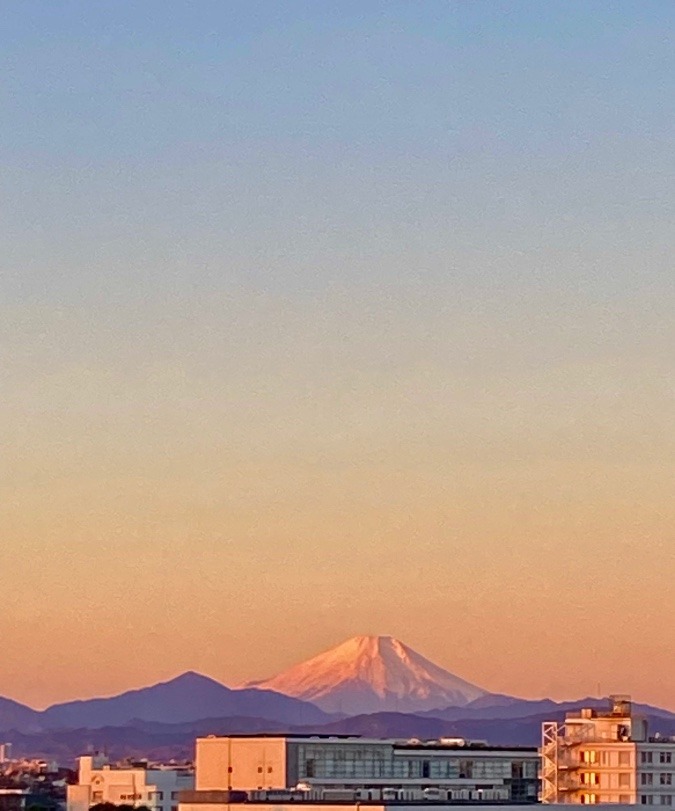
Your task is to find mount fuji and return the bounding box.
[245,635,489,715]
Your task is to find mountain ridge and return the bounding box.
[246,634,488,714]
[0,671,330,733]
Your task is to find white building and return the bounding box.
[193,734,539,802]
[67,755,194,811]
[542,696,675,805]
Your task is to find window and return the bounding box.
[662,797,673,807]
[305,759,315,778]
[459,760,474,779]
[583,751,597,764]
[171,793,180,800]
[619,752,631,766]
[642,774,654,786]
[267,767,273,774]
[643,752,654,764]
[661,753,673,765]
[619,774,631,788]
[660,774,672,786]
[641,797,654,805]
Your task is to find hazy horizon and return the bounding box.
[2,1,673,712]
[5,632,674,713]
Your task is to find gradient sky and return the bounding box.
[1,1,674,711]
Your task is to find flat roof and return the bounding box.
[393,744,537,753]
[196,735,536,752]
[198,734,362,740]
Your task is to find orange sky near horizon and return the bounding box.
[3,288,674,712]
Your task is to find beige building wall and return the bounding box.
[195,738,288,791]
[574,742,637,804]
[65,785,91,811]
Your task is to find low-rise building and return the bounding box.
[193,734,539,803]
[542,696,675,805]
[67,755,193,811]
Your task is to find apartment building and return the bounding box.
[194,734,539,802]
[542,696,675,805]
[67,755,194,811]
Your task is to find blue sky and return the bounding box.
[3,0,675,303]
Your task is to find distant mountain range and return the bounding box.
[245,635,487,714]
[1,634,673,762]
[0,671,330,734]
[3,703,675,762]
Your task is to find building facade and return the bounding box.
[542,696,675,805]
[67,755,194,811]
[194,735,539,802]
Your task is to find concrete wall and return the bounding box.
[195,738,287,792]
[66,785,91,811]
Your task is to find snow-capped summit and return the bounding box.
[246,635,488,715]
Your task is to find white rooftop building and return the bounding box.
[67,755,194,811]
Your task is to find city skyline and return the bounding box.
[2,1,673,712]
